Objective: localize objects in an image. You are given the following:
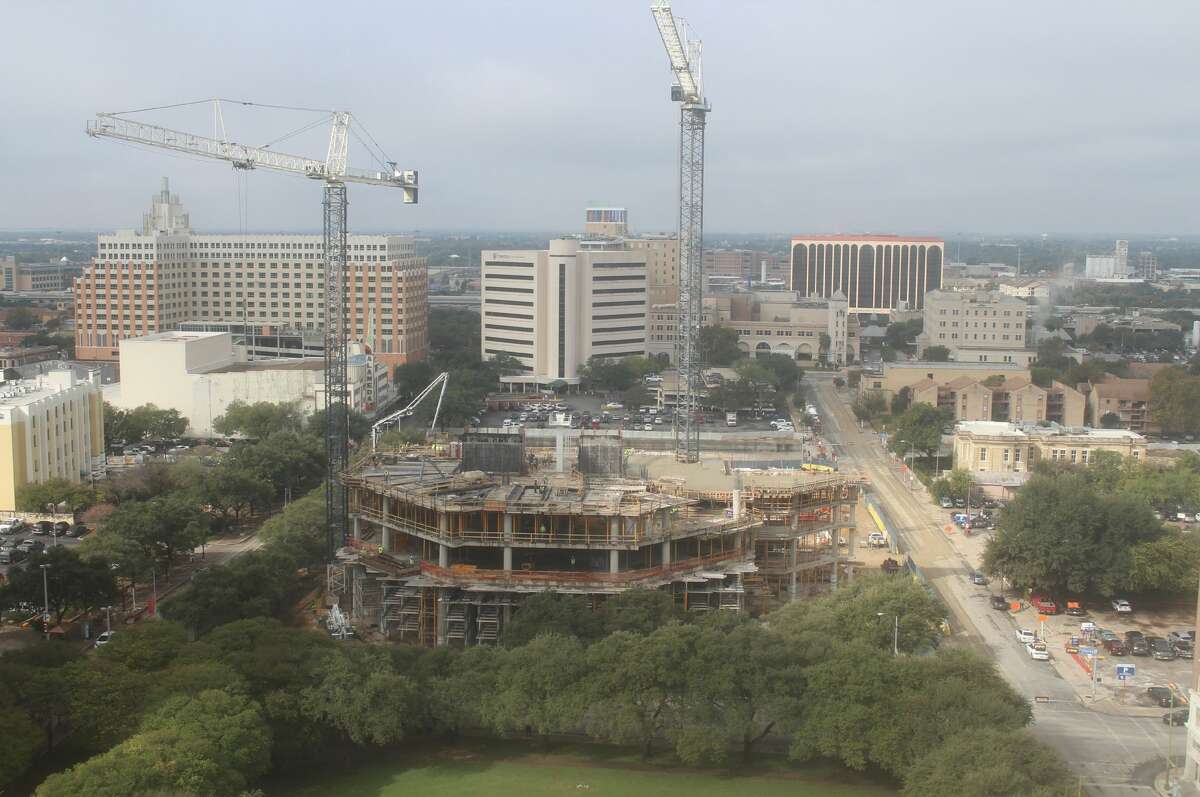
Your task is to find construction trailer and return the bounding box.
[329,455,859,646]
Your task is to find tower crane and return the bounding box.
[651,1,709,463]
[86,101,418,556]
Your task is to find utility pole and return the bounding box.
[40,563,50,639]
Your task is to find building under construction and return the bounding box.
[329,439,859,646]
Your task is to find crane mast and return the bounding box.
[652,1,709,463]
[87,102,418,556]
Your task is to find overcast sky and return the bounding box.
[3,1,1199,236]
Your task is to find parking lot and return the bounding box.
[0,524,87,581]
[478,394,795,434]
[989,585,1196,709]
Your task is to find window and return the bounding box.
[979,449,987,462]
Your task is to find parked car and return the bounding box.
[939,496,954,509]
[1164,709,1190,726]
[1148,687,1179,708]
[1168,631,1195,645]
[0,518,25,534]
[1031,595,1058,615]
[867,532,888,548]
[95,630,115,647]
[1065,601,1086,617]
[1015,628,1037,644]
[30,521,52,536]
[66,523,89,538]
[1125,632,1150,657]
[1152,639,1178,661]
[1103,638,1129,656]
[1026,642,1050,661]
[52,521,70,535]
[1175,640,1194,660]
[991,595,1010,611]
[1112,598,1133,614]
[970,571,989,586]
[0,548,25,564]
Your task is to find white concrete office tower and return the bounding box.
[1085,240,1132,279]
[480,238,648,390]
[1115,239,1129,276]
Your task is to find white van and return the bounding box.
[725,412,738,427]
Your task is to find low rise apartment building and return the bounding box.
[1083,375,1154,433]
[953,421,1146,474]
[0,370,105,510]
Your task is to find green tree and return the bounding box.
[924,345,950,362]
[96,621,188,672]
[0,704,42,789]
[902,728,1073,797]
[676,619,795,764]
[502,592,604,647]
[583,625,697,758]
[5,306,36,330]
[598,588,685,636]
[200,464,275,528]
[1127,531,1200,593]
[889,404,950,459]
[302,647,418,746]
[307,403,370,442]
[0,547,116,624]
[104,403,187,446]
[982,471,1164,595]
[699,325,742,366]
[1151,366,1200,435]
[227,431,325,501]
[38,689,272,797]
[15,477,98,513]
[214,400,305,439]
[884,319,922,352]
[707,379,756,412]
[102,492,211,576]
[1099,411,1122,428]
[479,634,588,743]
[60,657,148,755]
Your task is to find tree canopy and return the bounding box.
[213,400,306,439]
[983,470,1166,595]
[699,325,742,366]
[104,403,187,446]
[888,404,951,459]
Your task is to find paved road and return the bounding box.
[807,373,1183,796]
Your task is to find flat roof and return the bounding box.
[885,360,1024,370]
[204,358,324,374]
[124,330,226,343]
[957,420,1145,442]
[791,234,944,243]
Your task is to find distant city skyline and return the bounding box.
[3,1,1200,235]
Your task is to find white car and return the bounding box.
[95,630,115,647]
[867,532,888,548]
[1112,599,1133,614]
[1015,628,1037,644]
[1026,642,1050,661]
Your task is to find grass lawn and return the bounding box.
[270,740,898,797]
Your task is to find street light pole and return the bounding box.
[40,563,50,640]
[104,605,112,633]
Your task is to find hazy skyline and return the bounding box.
[3,1,1199,236]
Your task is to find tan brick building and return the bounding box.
[953,421,1146,474]
[74,179,428,376]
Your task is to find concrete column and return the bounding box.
[503,546,513,571]
[503,514,513,543]
[351,515,361,540]
[436,594,449,647]
[438,544,449,569]
[609,516,621,544]
[661,539,671,566]
[610,549,620,574]
[438,513,449,536]
[555,431,566,472]
[381,526,392,553]
[732,489,743,519]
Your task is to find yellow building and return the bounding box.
[952,421,1146,474]
[0,371,105,510]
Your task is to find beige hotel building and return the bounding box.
[75,180,428,376]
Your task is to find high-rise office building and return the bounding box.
[480,237,648,390]
[74,179,428,376]
[790,235,944,313]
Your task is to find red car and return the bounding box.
[1031,595,1058,615]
